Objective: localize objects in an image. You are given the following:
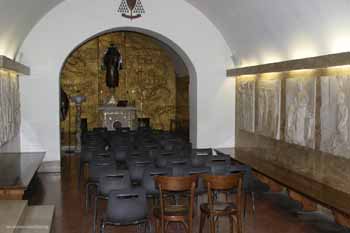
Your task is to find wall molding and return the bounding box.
[227,52,350,76]
[0,55,30,75]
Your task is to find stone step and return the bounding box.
[16,205,55,233]
[0,200,28,233]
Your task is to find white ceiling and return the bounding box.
[0,0,62,58]
[185,0,350,66]
[1,0,350,66]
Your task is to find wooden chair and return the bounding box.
[199,173,244,233]
[154,176,197,233]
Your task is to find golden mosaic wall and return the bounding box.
[60,32,178,132]
[175,76,190,135]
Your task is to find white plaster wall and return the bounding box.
[18,0,234,161]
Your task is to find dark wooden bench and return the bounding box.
[215,148,350,218]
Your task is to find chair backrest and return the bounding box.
[227,165,252,191]
[107,187,148,224]
[155,175,197,192]
[191,148,213,156]
[184,166,210,176]
[113,149,129,162]
[203,173,243,191]
[155,176,197,224]
[203,173,244,211]
[142,168,171,195]
[99,171,131,195]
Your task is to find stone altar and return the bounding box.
[98,105,137,130]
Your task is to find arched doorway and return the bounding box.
[59,30,191,152]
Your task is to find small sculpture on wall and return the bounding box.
[60,87,69,121]
[103,44,123,105]
[118,0,145,20]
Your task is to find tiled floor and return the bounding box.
[27,156,350,233]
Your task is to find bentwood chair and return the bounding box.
[154,176,197,233]
[199,173,244,233]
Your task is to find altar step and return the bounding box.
[0,200,54,233]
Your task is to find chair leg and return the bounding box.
[143,222,148,233]
[155,219,160,233]
[251,192,256,215]
[237,213,243,233]
[78,161,82,190]
[199,212,206,233]
[229,216,234,233]
[85,183,90,209]
[93,196,99,233]
[100,219,105,233]
[209,214,215,233]
[188,218,193,233]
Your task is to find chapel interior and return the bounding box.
[1,1,350,233]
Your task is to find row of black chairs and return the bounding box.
[79,128,267,233]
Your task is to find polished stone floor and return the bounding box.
[27,156,350,233]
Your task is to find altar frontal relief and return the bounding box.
[285,77,316,148]
[321,76,350,159]
[237,77,255,132]
[256,77,281,139]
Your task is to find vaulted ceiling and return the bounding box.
[1,0,350,66]
[0,0,62,58]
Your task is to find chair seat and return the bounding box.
[154,205,189,218]
[200,202,238,215]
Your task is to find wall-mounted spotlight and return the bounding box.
[0,55,30,75]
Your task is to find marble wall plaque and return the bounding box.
[321,76,350,159]
[256,77,281,139]
[285,77,316,148]
[237,77,255,132]
[0,71,20,147]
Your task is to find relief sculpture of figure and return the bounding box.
[258,90,266,132]
[286,97,297,141]
[103,44,123,88]
[238,83,245,129]
[333,92,349,151]
[294,82,310,146]
[238,81,254,131]
[263,90,270,128]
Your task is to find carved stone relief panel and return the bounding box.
[236,77,255,132]
[285,77,316,148]
[0,71,20,147]
[321,76,350,159]
[256,77,281,139]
